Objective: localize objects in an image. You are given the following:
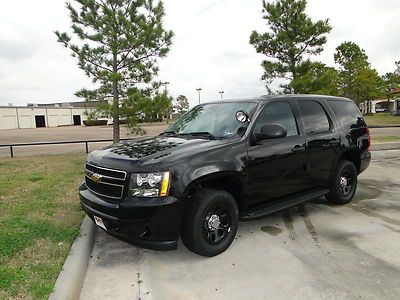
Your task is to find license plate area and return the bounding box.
[94,215,107,230]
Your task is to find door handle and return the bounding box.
[322,139,340,149]
[291,145,305,153]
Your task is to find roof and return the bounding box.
[389,88,400,95]
[203,94,350,105]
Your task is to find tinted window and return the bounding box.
[298,101,330,134]
[254,102,298,136]
[327,100,365,129]
[166,102,256,139]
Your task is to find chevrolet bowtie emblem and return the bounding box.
[91,173,102,183]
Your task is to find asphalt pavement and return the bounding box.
[0,126,399,157]
[79,150,400,300]
[0,124,168,157]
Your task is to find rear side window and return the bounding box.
[327,100,364,129]
[298,101,330,134]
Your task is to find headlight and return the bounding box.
[129,172,171,197]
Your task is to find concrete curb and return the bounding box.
[49,216,96,300]
[372,142,400,151]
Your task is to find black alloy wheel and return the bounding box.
[326,160,358,205]
[203,204,232,244]
[181,188,239,257]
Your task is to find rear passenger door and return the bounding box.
[297,99,340,188]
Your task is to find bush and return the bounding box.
[83,120,108,126]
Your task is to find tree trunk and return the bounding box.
[112,52,120,144]
[290,60,297,94]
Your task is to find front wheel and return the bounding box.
[325,160,358,205]
[181,188,239,257]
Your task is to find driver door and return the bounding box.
[245,101,309,205]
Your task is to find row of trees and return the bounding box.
[250,0,400,105]
[84,91,189,132]
[58,0,399,141]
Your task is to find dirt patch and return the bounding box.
[299,205,319,243]
[261,226,282,236]
[348,203,400,227]
[353,181,384,200]
[283,211,297,240]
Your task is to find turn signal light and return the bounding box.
[366,128,371,151]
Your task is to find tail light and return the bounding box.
[366,127,371,151]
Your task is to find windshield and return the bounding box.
[165,102,256,139]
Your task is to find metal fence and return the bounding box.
[0,138,131,158]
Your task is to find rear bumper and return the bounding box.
[79,184,185,251]
[359,151,371,174]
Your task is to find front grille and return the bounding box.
[85,163,127,200]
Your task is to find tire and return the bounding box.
[181,188,239,257]
[325,160,358,205]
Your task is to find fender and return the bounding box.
[181,169,245,198]
[166,140,248,198]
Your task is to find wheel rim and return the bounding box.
[339,168,354,196]
[203,204,231,244]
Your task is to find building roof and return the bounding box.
[0,100,101,109]
[36,101,98,108]
[0,105,91,109]
[389,88,400,95]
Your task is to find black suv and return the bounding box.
[80,95,371,256]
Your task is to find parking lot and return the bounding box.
[79,150,400,300]
[0,125,399,158]
[0,124,168,157]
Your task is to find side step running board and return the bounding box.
[240,189,329,220]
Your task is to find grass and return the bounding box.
[372,135,400,143]
[0,155,86,299]
[364,113,400,126]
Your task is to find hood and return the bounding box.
[87,135,229,172]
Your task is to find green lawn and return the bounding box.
[0,155,85,299]
[364,113,400,126]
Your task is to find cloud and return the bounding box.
[0,0,399,107]
[0,38,36,62]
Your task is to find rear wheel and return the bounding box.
[326,160,357,205]
[181,188,239,257]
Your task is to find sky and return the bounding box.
[0,0,399,107]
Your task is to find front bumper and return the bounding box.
[79,183,185,251]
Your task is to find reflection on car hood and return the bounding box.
[87,135,225,172]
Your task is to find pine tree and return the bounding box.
[174,95,190,115]
[250,0,331,93]
[56,0,173,142]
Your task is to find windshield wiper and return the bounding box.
[160,130,179,136]
[180,132,217,140]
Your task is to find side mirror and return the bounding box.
[253,124,287,143]
[235,110,249,123]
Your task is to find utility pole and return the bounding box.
[196,88,202,104]
[162,81,170,93]
[219,91,224,100]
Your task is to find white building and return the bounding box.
[359,88,400,115]
[359,99,400,114]
[0,103,95,130]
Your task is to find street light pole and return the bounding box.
[219,91,224,100]
[196,88,202,104]
[162,81,170,93]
